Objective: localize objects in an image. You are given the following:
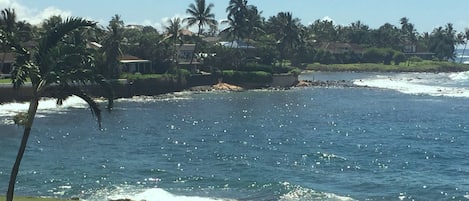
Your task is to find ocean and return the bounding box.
[1,71,469,201]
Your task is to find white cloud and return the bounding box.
[321,16,335,23]
[0,0,72,25]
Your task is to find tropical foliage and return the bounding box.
[3,15,113,201]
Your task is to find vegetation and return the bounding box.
[2,0,469,200]
[0,197,64,201]
[306,61,469,72]
[3,14,113,201]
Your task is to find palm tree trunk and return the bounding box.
[460,42,467,64]
[6,97,39,201]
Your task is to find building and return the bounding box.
[119,55,153,74]
[176,44,200,65]
[0,52,15,78]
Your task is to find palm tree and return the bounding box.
[165,17,184,63]
[102,14,124,78]
[6,17,113,201]
[183,0,217,65]
[267,12,303,66]
[0,8,17,73]
[459,28,469,63]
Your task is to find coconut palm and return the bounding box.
[101,14,124,78]
[183,0,217,65]
[6,17,113,201]
[165,17,184,63]
[459,28,469,63]
[267,12,303,66]
[0,8,17,73]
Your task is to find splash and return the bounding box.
[84,187,231,201]
[279,182,356,201]
[353,72,469,98]
[0,96,88,119]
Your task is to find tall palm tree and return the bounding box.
[0,8,17,73]
[459,28,469,63]
[183,0,217,65]
[102,14,124,78]
[6,17,113,201]
[165,17,184,63]
[267,12,302,66]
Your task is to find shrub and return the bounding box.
[222,70,273,84]
[393,52,406,65]
[409,56,423,62]
[362,48,384,63]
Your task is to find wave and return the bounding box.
[0,96,88,124]
[449,71,469,81]
[81,183,356,201]
[83,186,233,201]
[115,92,195,103]
[353,72,469,98]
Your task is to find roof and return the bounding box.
[119,55,151,63]
[176,44,196,51]
[218,40,255,49]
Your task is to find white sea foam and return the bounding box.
[353,72,469,98]
[85,187,231,201]
[0,96,88,118]
[449,71,469,81]
[279,182,356,201]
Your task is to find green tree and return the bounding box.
[165,17,184,64]
[429,23,459,61]
[6,17,113,201]
[183,0,218,65]
[266,12,303,66]
[101,14,124,78]
[372,23,401,49]
[459,28,469,63]
[344,20,371,44]
[400,17,418,52]
[0,8,17,72]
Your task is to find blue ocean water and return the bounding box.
[1,71,469,201]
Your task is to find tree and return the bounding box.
[6,17,113,201]
[429,23,459,61]
[0,8,17,73]
[459,28,469,63]
[266,12,303,66]
[400,17,418,52]
[101,14,124,78]
[183,0,217,65]
[165,17,184,63]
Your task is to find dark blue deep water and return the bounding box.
[1,72,469,201]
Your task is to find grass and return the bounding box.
[305,61,469,72]
[0,78,12,83]
[0,196,65,201]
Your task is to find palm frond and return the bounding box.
[65,86,102,128]
[37,17,96,74]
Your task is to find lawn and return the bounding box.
[0,197,65,201]
[0,78,12,83]
[305,61,469,72]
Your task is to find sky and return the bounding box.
[1,0,469,34]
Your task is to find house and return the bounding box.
[119,55,153,74]
[176,44,201,65]
[0,52,15,78]
[217,40,257,58]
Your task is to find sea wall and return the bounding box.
[271,74,299,87]
[0,74,298,103]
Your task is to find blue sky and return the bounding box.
[1,0,469,34]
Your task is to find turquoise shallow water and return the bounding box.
[1,72,469,201]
